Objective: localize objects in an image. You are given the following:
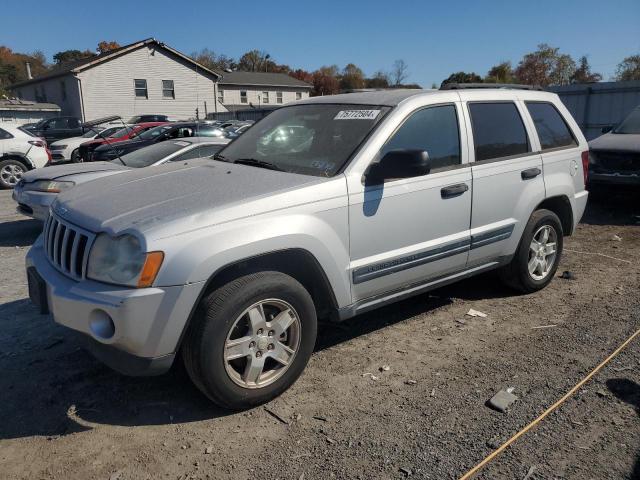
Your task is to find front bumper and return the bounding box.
[12,187,53,221]
[26,236,205,376]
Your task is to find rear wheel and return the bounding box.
[182,271,317,410]
[499,209,563,293]
[0,159,27,189]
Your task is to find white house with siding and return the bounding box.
[10,38,227,122]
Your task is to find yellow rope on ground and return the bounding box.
[459,327,640,480]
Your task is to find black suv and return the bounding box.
[92,122,221,161]
[126,115,170,124]
[22,116,85,143]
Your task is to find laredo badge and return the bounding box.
[334,110,381,120]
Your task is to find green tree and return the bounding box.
[237,50,270,72]
[485,61,515,83]
[366,70,390,88]
[340,63,365,90]
[53,49,95,65]
[571,56,602,84]
[440,71,483,87]
[514,44,576,86]
[615,54,640,81]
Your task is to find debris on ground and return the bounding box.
[399,466,413,476]
[362,373,379,381]
[466,308,488,318]
[430,388,436,397]
[205,447,214,454]
[487,388,518,413]
[405,380,417,385]
[312,415,327,422]
[531,324,557,329]
[522,465,536,480]
[611,234,622,241]
[379,365,390,372]
[396,349,408,354]
[456,318,466,325]
[559,270,576,280]
[264,406,289,425]
[596,390,611,398]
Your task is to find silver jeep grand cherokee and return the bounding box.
[26,86,589,409]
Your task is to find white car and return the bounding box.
[0,125,51,189]
[13,137,229,220]
[48,126,122,164]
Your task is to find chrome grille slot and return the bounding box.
[43,212,95,281]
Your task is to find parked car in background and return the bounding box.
[224,123,252,139]
[49,126,122,163]
[0,125,51,189]
[79,122,167,162]
[91,122,223,161]
[13,137,229,220]
[21,116,85,144]
[588,105,640,187]
[26,87,588,409]
[127,114,170,124]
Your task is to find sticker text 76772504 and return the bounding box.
[334,110,381,120]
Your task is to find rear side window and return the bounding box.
[468,102,530,161]
[526,102,577,150]
[0,128,13,139]
[382,104,461,171]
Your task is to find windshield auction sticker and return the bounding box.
[334,110,381,120]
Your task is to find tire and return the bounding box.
[182,271,317,410]
[0,159,27,189]
[499,209,564,293]
[70,148,82,163]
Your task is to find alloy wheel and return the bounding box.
[528,225,558,281]
[0,164,25,187]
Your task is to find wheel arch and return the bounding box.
[176,248,340,351]
[536,195,574,236]
[0,154,34,170]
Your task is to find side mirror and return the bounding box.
[366,149,431,184]
[601,125,614,134]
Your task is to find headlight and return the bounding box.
[87,233,164,288]
[25,180,75,193]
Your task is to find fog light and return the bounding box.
[89,309,115,340]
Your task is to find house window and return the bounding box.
[162,80,175,99]
[240,91,248,104]
[60,81,67,101]
[217,89,224,104]
[134,79,148,99]
[276,91,283,104]
[296,92,302,100]
[262,91,269,103]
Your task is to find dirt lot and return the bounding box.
[0,188,638,480]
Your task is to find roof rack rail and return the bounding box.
[440,83,544,91]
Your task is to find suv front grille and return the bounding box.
[43,213,95,281]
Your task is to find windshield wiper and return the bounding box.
[213,153,230,162]
[233,158,283,171]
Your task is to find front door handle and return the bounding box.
[441,183,469,199]
[521,167,541,180]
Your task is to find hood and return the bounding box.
[53,158,325,234]
[94,138,146,152]
[589,132,640,152]
[22,162,127,182]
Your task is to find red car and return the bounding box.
[78,122,168,162]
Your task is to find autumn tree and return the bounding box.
[440,71,483,87]
[615,54,640,81]
[571,56,602,84]
[237,50,271,72]
[366,70,390,88]
[514,44,576,86]
[191,48,236,72]
[0,46,49,95]
[485,61,515,83]
[340,63,365,90]
[311,65,340,96]
[391,59,409,86]
[97,41,120,53]
[289,69,313,84]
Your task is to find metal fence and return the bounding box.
[206,108,278,123]
[549,80,640,140]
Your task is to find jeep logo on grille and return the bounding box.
[55,205,69,217]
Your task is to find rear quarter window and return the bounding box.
[525,102,577,150]
[468,102,530,162]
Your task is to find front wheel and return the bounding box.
[70,148,82,163]
[0,159,27,189]
[182,271,317,410]
[499,209,563,293]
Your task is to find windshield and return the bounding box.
[216,104,390,176]
[613,108,640,134]
[82,129,102,138]
[139,124,174,140]
[115,141,191,168]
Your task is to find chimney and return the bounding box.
[25,62,33,80]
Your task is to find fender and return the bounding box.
[2,152,35,169]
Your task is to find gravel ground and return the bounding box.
[0,187,638,480]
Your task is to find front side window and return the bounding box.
[240,91,248,104]
[216,104,390,177]
[134,79,148,99]
[262,91,269,103]
[381,104,461,172]
[276,91,283,104]
[162,80,175,99]
[173,144,223,161]
[526,102,576,150]
[468,102,530,161]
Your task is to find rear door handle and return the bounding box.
[521,167,541,180]
[441,183,469,199]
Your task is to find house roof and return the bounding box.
[218,71,312,89]
[10,38,220,88]
[0,99,61,112]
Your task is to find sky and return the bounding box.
[2,0,639,87]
